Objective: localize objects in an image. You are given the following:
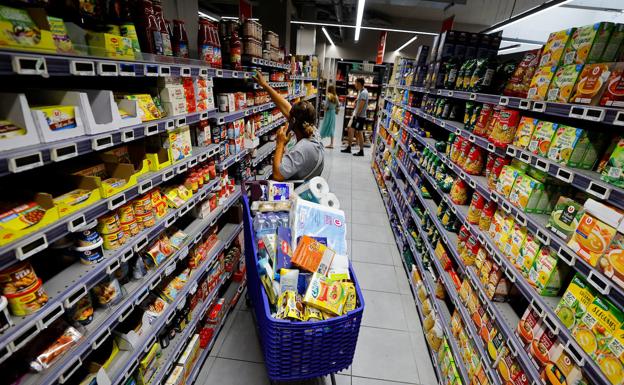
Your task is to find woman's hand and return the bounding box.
[253,70,269,89]
[276,126,293,146]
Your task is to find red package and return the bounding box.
[484,153,497,180]
[473,104,494,137]
[463,146,485,175]
[488,108,520,148]
[503,49,541,98]
[487,156,511,189]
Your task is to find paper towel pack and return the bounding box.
[290,198,347,255]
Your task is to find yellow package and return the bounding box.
[304,305,324,321]
[32,105,77,131]
[547,125,586,165]
[86,32,134,59]
[547,64,584,103]
[495,166,521,198]
[124,94,161,121]
[572,297,624,359]
[303,273,347,315]
[504,223,527,260]
[512,117,538,149]
[342,282,357,314]
[276,291,304,321]
[539,28,575,67]
[0,5,56,52]
[555,274,595,329]
[596,326,624,385]
[527,65,557,101]
[516,233,541,277]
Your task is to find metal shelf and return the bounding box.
[252,142,276,167]
[255,117,287,137]
[303,93,318,101]
[242,55,290,70]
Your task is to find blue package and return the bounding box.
[275,227,292,271]
[297,273,312,295]
[296,235,327,246]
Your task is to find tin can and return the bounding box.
[5,278,48,316]
[121,220,140,237]
[0,262,39,295]
[75,239,104,265]
[118,203,136,223]
[102,230,125,250]
[136,212,156,228]
[76,226,102,248]
[97,213,121,234]
[133,195,153,216]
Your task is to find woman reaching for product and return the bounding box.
[319,85,339,148]
[253,71,324,182]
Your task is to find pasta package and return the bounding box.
[503,49,541,98]
[488,108,520,148]
[450,179,469,205]
[463,146,485,175]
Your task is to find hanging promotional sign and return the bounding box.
[376,31,388,64]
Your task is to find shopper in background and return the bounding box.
[320,85,339,149]
[341,78,368,156]
[253,71,325,181]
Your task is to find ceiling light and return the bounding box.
[396,35,418,52]
[198,11,219,21]
[221,16,259,21]
[322,27,335,46]
[355,0,366,41]
[290,20,437,35]
[483,0,575,33]
[498,44,521,52]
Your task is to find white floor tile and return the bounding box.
[200,358,270,385]
[351,240,395,266]
[217,310,264,363]
[361,289,408,331]
[352,261,400,293]
[351,223,393,244]
[352,377,416,385]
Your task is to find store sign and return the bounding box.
[376,31,387,64]
[239,0,252,22]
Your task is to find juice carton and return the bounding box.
[303,273,347,315]
[291,235,336,275]
[547,196,585,241]
[508,173,544,213]
[496,165,521,198]
[516,233,541,277]
[555,274,595,330]
[570,63,615,105]
[564,22,614,65]
[599,62,624,108]
[512,117,538,149]
[595,326,624,385]
[572,296,624,359]
[547,64,584,103]
[568,199,622,266]
[599,220,624,291]
[601,24,624,62]
[540,28,575,67]
[528,246,567,296]
[528,120,558,157]
[527,65,558,101]
[601,137,624,188]
[547,125,585,165]
[504,223,527,260]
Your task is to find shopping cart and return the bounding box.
[242,183,365,383]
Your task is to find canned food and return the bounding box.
[133,196,153,216]
[118,203,136,223]
[6,278,48,316]
[76,226,102,248]
[75,239,104,265]
[97,213,121,234]
[136,212,156,228]
[0,262,38,294]
[102,230,125,250]
[121,220,140,236]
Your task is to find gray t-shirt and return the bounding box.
[356,88,369,118]
[279,135,324,180]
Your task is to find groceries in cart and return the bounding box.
[250,178,358,321]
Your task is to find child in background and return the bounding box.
[320,85,339,149]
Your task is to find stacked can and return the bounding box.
[97,212,127,250]
[0,262,49,316]
[133,194,156,230]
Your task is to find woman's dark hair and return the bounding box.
[356,77,365,86]
[289,100,317,138]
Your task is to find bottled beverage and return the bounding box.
[198,18,214,65]
[230,29,242,70]
[210,21,222,67]
[134,0,163,55]
[171,19,188,58]
[152,0,172,56]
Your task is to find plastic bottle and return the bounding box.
[210,21,222,67]
[230,29,242,70]
[198,18,214,65]
[152,0,172,56]
[134,0,163,55]
[171,19,188,58]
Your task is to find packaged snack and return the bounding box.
[463,146,485,175]
[601,137,624,188]
[546,64,584,103]
[276,291,304,320]
[450,179,469,205]
[123,94,161,121]
[568,199,622,266]
[160,270,190,303]
[69,295,94,325]
[32,105,77,131]
[30,326,83,372]
[496,165,520,198]
[0,261,38,294]
[5,278,48,316]
[504,49,541,98]
[599,62,624,107]
[570,63,614,105]
[467,193,486,224]
[303,273,347,315]
[487,156,510,190]
[528,120,558,157]
[305,305,324,321]
[279,268,299,294]
[479,200,496,232]
[92,277,122,307]
[572,297,624,359]
[342,282,357,314]
[139,343,162,385]
[539,28,575,67]
[564,22,613,65]
[555,274,595,329]
[291,236,336,275]
[528,247,567,296]
[512,117,538,149]
[547,196,585,241]
[473,104,494,137]
[527,65,557,101]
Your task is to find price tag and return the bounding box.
[91,135,113,151]
[498,96,509,106]
[70,60,95,76]
[614,110,624,126]
[180,67,191,77]
[532,101,546,112]
[569,105,585,119]
[97,62,119,76]
[121,129,135,142]
[8,152,44,173]
[12,55,47,76]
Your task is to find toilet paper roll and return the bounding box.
[295,176,330,203]
[319,193,340,210]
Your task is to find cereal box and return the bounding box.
[555,274,595,330]
[599,62,624,108]
[570,63,614,105]
[291,235,336,275]
[495,165,521,198]
[512,117,538,149]
[539,28,575,67]
[516,233,541,277]
[572,297,624,359]
[528,120,558,157]
[595,326,624,385]
[564,23,613,65]
[508,173,544,213]
[303,273,347,315]
[546,64,584,103]
[547,125,585,165]
[528,246,567,296]
[527,65,558,101]
[547,196,585,241]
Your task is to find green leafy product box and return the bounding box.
[601,138,624,188]
[555,274,596,330]
[600,23,624,62]
[547,196,585,241]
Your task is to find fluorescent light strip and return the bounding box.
[355,0,366,41]
[290,20,437,35]
[499,44,521,51]
[322,27,335,46]
[221,15,259,21]
[484,0,575,33]
[198,11,219,21]
[396,35,418,52]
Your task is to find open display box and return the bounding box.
[79,90,142,135]
[0,93,41,152]
[0,193,60,246]
[26,90,87,143]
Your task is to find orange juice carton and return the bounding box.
[527,66,558,101]
[572,296,624,359]
[564,23,613,65]
[595,326,624,385]
[528,246,567,296]
[495,165,521,198]
[516,233,541,277]
[570,63,615,105]
[508,173,544,213]
[547,196,585,241]
[528,120,558,158]
[512,117,538,149]
[599,62,624,108]
[555,274,595,330]
[291,235,336,275]
[539,28,575,67]
[546,64,584,103]
[568,199,622,266]
[599,220,624,291]
[547,125,586,165]
[303,273,347,315]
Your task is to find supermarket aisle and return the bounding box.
[196,143,436,385]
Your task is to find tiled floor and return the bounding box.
[197,138,436,385]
